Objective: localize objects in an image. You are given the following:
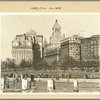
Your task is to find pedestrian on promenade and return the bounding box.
[47,79,53,92]
[6,75,9,89]
[3,74,7,89]
[27,75,31,89]
[22,75,28,93]
[1,75,4,92]
[52,76,56,90]
[73,79,79,92]
[67,74,71,82]
[37,74,40,81]
[30,74,34,82]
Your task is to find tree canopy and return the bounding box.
[1,58,17,71]
[19,59,32,70]
[60,55,99,72]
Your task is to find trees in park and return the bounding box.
[1,55,99,72]
[60,55,99,72]
[19,59,32,70]
[1,57,49,71]
[1,58,17,71]
[61,55,80,70]
[51,60,61,70]
[80,60,99,72]
[32,37,42,70]
[34,59,49,70]
[7,58,16,69]
[1,60,7,71]
[51,60,58,70]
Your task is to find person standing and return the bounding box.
[6,75,9,89]
[22,75,28,93]
[47,79,53,92]
[73,79,79,92]
[52,76,56,90]
[27,75,31,89]
[1,75,4,93]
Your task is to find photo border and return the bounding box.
[0,0,100,99]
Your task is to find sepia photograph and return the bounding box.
[0,13,100,94]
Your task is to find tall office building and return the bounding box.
[61,35,81,62]
[81,35,100,62]
[44,19,65,65]
[11,29,43,65]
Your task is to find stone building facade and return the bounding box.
[61,35,81,62]
[81,35,100,62]
[44,20,65,65]
[61,34,100,63]
[44,20,100,70]
[44,45,61,65]
[11,29,43,65]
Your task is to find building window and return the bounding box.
[91,48,93,52]
[91,41,93,44]
[70,47,73,50]
[94,41,97,44]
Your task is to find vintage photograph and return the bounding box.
[0,13,100,93]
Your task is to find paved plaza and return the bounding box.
[2,78,100,93]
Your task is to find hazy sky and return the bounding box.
[0,13,100,61]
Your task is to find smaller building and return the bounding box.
[44,44,61,65]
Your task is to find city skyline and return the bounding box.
[1,13,100,61]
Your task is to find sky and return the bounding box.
[0,13,100,61]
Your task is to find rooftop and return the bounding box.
[52,19,61,30]
[26,29,36,36]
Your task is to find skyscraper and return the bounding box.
[11,29,43,65]
[44,19,65,65]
